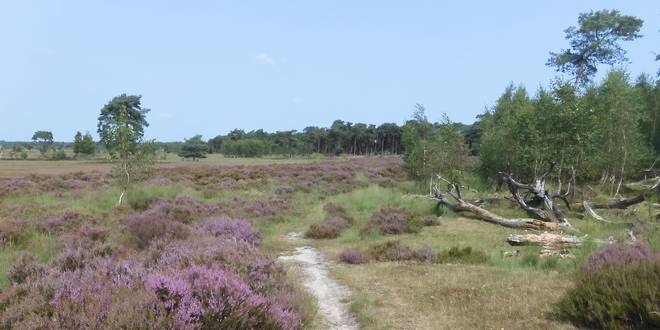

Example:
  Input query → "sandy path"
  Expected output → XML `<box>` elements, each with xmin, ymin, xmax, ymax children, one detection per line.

<box><xmin>279</xmin><ymin>233</ymin><xmax>359</xmax><ymax>330</ymax></box>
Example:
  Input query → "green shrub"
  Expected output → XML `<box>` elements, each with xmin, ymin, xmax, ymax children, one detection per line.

<box><xmin>126</xmin><ymin>190</ymin><xmax>152</xmax><ymax>211</ymax></box>
<box><xmin>50</xmin><ymin>151</ymin><xmax>67</xmax><ymax>160</ymax></box>
<box><xmin>435</xmin><ymin>246</ymin><xmax>490</xmax><ymax>264</ymax></box>
<box><xmin>555</xmin><ymin>261</ymin><xmax>660</xmax><ymax>329</ymax></box>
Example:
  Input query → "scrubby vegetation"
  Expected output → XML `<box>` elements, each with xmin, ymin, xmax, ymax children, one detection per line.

<box><xmin>555</xmin><ymin>243</ymin><xmax>660</xmax><ymax>329</ymax></box>
<box><xmin>0</xmin><ymin>6</ymin><xmax>658</xmax><ymax>330</ymax></box>
<box><xmin>305</xmin><ymin>203</ymin><xmax>354</xmax><ymax>239</ymax></box>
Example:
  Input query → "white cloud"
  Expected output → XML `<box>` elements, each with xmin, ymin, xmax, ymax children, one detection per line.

<box><xmin>292</xmin><ymin>97</ymin><xmax>304</xmax><ymax>103</ymax></box>
<box><xmin>254</xmin><ymin>53</ymin><xmax>275</xmax><ymax>65</ymax></box>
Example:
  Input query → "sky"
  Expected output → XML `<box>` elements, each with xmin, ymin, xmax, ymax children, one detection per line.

<box><xmin>0</xmin><ymin>1</ymin><xmax>659</xmax><ymax>141</ymax></box>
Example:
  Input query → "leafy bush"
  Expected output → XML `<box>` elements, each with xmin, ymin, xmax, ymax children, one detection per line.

<box><xmin>50</xmin><ymin>150</ymin><xmax>67</xmax><ymax>160</ymax></box>
<box><xmin>338</xmin><ymin>249</ymin><xmax>370</xmax><ymax>264</ymax></box>
<box><xmin>435</xmin><ymin>246</ymin><xmax>490</xmax><ymax>264</ymax></box>
<box><xmin>555</xmin><ymin>261</ymin><xmax>660</xmax><ymax>329</ymax></box>
<box><xmin>361</xmin><ymin>207</ymin><xmax>423</xmax><ymax>236</ymax></box>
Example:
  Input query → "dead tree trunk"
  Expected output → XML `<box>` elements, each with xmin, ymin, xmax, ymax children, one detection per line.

<box><xmin>430</xmin><ymin>177</ymin><xmax>564</xmax><ymax>231</ymax></box>
<box><xmin>575</xmin><ymin>177</ymin><xmax>659</xmax><ymax>211</ymax></box>
<box><xmin>499</xmin><ymin>161</ymin><xmax>570</xmax><ymax>223</ymax></box>
<box><xmin>507</xmin><ymin>232</ymin><xmax>582</xmax><ymax>248</ymax></box>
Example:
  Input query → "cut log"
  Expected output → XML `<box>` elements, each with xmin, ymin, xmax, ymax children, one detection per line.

<box><xmin>507</xmin><ymin>232</ymin><xmax>582</xmax><ymax>249</ymax></box>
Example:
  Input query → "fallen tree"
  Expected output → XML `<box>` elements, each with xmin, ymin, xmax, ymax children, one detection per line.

<box><xmin>498</xmin><ymin>161</ymin><xmax>570</xmax><ymax>223</ymax></box>
<box><xmin>575</xmin><ymin>177</ymin><xmax>659</xmax><ymax>211</ymax></box>
<box><xmin>429</xmin><ymin>176</ymin><xmax>565</xmax><ymax>231</ymax></box>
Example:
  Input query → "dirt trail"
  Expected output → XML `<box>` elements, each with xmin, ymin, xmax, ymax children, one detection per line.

<box><xmin>278</xmin><ymin>232</ymin><xmax>359</xmax><ymax>330</ymax></box>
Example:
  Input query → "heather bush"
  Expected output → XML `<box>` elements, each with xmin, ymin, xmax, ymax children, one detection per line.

<box><xmin>304</xmin><ymin>222</ymin><xmax>342</xmax><ymax>239</ymax></box>
<box><xmin>1</xmin><ymin>237</ymin><xmax>304</xmax><ymax>329</ymax></box>
<box><xmin>584</xmin><ymin>243</ymin><xmax>659</xmax><ymax>271</ymax></box>
<box><xmin>125</xmin><ymin>212</ymin><xmax>190</xmax><ymax>249</ymax></box>
<box><xmin>57</xmin><ymin>240</ymin><xmax>112</xmax><ymax>271</ymax></box>
<box><xmin>414</xmin><ymin>245</ymin><xmax>435</xmax><ymax>263</ymax></box>
<box><xmin>0</xmin><ymin>177</ymin><xmax>36</xmax><ymax>196</ymax></box>
<box><xmin>555</xmin><ymin>260</ymin><xmax>660</xmax><ymax>329</ymax></box>
<box><xmin>245</xmin><ymin>200</ymin><xmax>279</xmax><ymax>217</ymax></box>
<box><xmin>361</xmin><ymin>207</ymin><xmax>423</xmax><ymax>236</ymax></box>
<box><xmin>435</xmin><ymin>246</ymin><xmax>490</xmax><ymax>264</ymax></box>
<box><xmin>147</xmin><ymin>237</ymin><xmax>286</xmax><ymax>295</ymax></box>
<box><xmin>369</xmin><ymin>240</ymin><xmax>414</xmax><ymax>262</ymax></box>
<box><xmin>147</xmin><ymin>264</ymin><xmax>300</xmax><ymax>329</ymax></box>
<box><xmin>421</xmin><ymin>215</ymin><xmax>441</xmax><ymax>226</ymax></box>
<box><xmin>7</xmin><ymin>252</ymin><xmax>44</xmax><ymax>285</ymax></box>
<box><xmin>275</xmin><ymin>185</ymin><xmax>294</xmax><ymax>194</ymax></box>
<box><xmin>36</xmin><ymin>211</ymin><xmax>85</xmax><ymax>234</ymax></box>
<box><xmin>305</xmin><ymin>203</ymin><xmax>354</xmax><ymax>239</ymax></box>
<box><xmin>338</xmin><ymin>248</ymin><xmax>370</xmax><ymax>264</ymax></box>
<box><xmin>323</xmin><ymin>203</ymin><xmax>353</xmax><ymax>223</ymax></box>
<box><xmin>0</xmin><ymin>220</ymin><xmax>30</xmax><ymax>247</ymax></box>
<box><xmin>76</xmin><ymin>224</ymin><xmax>110</xmax><ymax>241</ymax></box>
<box><xmin>199</xmin><ymin>217</ymin><xmax>261</xmax><ymax>246</ymax></box>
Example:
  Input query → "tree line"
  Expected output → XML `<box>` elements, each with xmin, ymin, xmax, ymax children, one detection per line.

<box><xmin>402</xmin><ymin>9</ymin><xmax>659</xmax><ymax>193</ymax></box>
<box><xmin>205</xmin><ymin>120</ymin><xmax>403</xmax><ymax>158</ymax></box>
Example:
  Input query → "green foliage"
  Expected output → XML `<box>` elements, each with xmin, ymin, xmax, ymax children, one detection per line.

<box><xmin>8</xmin><ymin>145</ymin><xmax>22</xmax><ymax>159</ymax></box>
<box><xmin>31</xmin><ymin>130</ymin><xmax>53</xmax><ymax>156</ymax></box>
<box><xmin>476</xmin><ymin>71</ymin><xmax>655</xmax><ymax>184</ymax></box>
<box><xmin>555</xmin><ymin>261</ymin><xmax>660</xmax><ymax>329</ymax></box>
<box><xmin>547</xmin><ymin>9</ymin><xmax>644</xmax><ymax>85</ymax></box>
<box><xmin>97</xmin><ymin>94</ymin><xmax>149</xmax><ymax>154</ymax></box>
<box><xmin>402</xmin><ymin>105</ymin><xmax>470</xmax><ymax>181</ymax></box>
<box><xmin>50</xmin><ymin>150</ymin><xmax>67</xmax><ymax>160</ymax></box>
<box><xmin>178</xmin><ymin>135</ymin><xmax>208</xmax><ymax>161</ymax></box>
<box><xmin>209</xmin><ymin>120</ymin><xmax>402</xmax><ymax>157</ymax></box>
<box><xmin>73</xmin><ymin>131</ymin><xmax>96</xmax><ymax>157</ymax></box>
<box><xmin>98</xmin><ymin>95</ymin><xmax>155</xmax><ymax>205</ymax></box>
<box><xmin>435</xmin><ymin>246</ymin><xmax>490</xmax><ymax>264</ymax></box>
<box><xmin>223</xmin><ymin>138</ymin><xmax>270</xmax><ymax>157</ymax></box>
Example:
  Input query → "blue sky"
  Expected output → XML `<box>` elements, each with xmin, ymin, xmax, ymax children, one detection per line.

<box><xmin>1</xmin><ymin>1</ymin><xmax>658</xmax><ymax>141</ymax></box>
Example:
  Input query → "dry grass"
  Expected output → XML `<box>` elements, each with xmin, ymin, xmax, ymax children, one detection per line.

<box><xmin>333</xmin><ymin>263</ymin><xmax>575</xmax><ymax>330</ymax></box>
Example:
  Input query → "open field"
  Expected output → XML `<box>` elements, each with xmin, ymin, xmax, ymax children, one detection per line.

<box><xmin>1</xmin><ymin>156</ymin><xmax>655</xmax><ymax>328</ymax></box>
<box><xmin>0</xmin><ymin>153</ymin><xmax>340</xmax><ymax>178</ymax></box>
